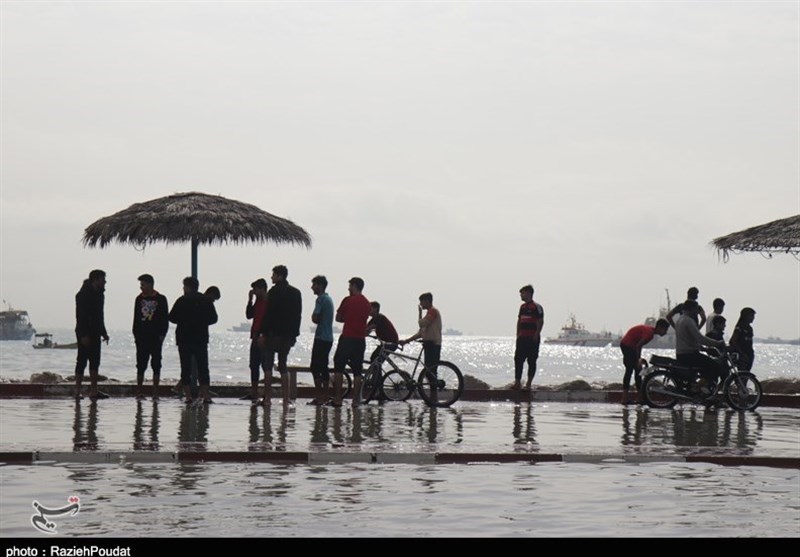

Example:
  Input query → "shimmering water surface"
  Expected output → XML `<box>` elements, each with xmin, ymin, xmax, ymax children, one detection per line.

<box><xmin>1</xmin><ymin>462</ymin><xmax>798</xmax><ymax>537</ymax></box>
<box><xmin>2</xmin><ymin>330</ymin><xmax>798</xmax><ymax>388</ymax></box>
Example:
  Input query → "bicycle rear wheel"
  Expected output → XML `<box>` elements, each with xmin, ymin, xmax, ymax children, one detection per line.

<box><xmin>358</xmin><ymin>360</ymin><xmax>382</xmax><ymax>404</ymax></box>
<box><xmin>328</xmin><ymin>371</ymin><xmax>352</xmax><ymax>400</ymax></box>
<box><xmin>418</xmin><ymin>361</ymin><xmax>463</xmax><ymax>408</ymax></box>
<box><xmin>724</xmin><ymin>372</ymin><xmax>762</xmax><ymax>412</ymax></box>
<box><xmin>381</xmin><ymin>370</ymin><xmax>413</xmax><ymax>401</ymax></box>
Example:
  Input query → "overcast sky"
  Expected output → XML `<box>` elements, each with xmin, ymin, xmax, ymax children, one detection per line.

<box><xmin>1</xmin><ymin>1</ymin><xmax>798</xmax><ymax>340</ymax></box>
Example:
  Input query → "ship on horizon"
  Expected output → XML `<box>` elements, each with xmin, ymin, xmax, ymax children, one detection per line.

<box><xmin>0</xmin><ymin>302</ymin><xmax>36</xmax><ymax>341</ymax></box>
<box><xmin>544</xmin><ymin>314</ymin><xmax>619</xmax><ymax>347</ymax></box>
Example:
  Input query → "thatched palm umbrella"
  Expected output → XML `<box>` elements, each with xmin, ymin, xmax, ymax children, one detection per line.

<box><xmin>83</xmin><ymin>192</ymin><xmax>312</xmax><ymax>278</ymax></box>
<box><xmin>711</xmin><ymin>214</ymin><xmax>800</xmax><ymax>261</ymax></box>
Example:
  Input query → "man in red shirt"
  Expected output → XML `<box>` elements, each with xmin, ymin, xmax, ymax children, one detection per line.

<box><xmin>331</xmin><ymin>277</ymin><xmax>372</xmax><ymax>407</ymax></box>
<box><xmin>243</xmin><ymin>278</ymin><xmax>268</xmax><ymax>402</ymax></box>
<box><xmin>513</xmin><ymin>284</ymin><xmax>544</xmax><ymax>391</ymax></box>
<box><xmin>619</xmin><ymin>318</ymin><xmax>670</xmax><ymax>404</ymax></box>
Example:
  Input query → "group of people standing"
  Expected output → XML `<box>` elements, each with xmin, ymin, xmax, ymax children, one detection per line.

<box><xmin>74</xmin><ymin>270</ymin><xmax>220</xmax><ymax>402</ymax></box>
<box><xmin>618</xmin><ymin>286</ymin><xmax>757</xmax><ymax>404</ymax></box>
<box><xmin>72</xmin><ymin>267</ymin><xmax>445</xmax><ymax>407</ymax></box>
<box><xmin>74</xmin><ymin>270</ymin><xmax>753</xmax><ymax>408</ymax></box>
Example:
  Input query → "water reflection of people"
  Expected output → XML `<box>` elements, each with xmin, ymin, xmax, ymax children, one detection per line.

<box><xmin>178</xmin><ymin>403</ymin><xmax>210</xmax><ymax>451</ymax></box>
<box><xmin>247</xmin><ymin>404</ymin><xmax>293</xmax><ymax>450</ymax></box>
<box><xmin>277</xmin><ymin>404</ymin><xmax>293</xmax><ymax>449</ymax></box>
<box><xmin>310</xmin><ymin>405</ymin><xmax>331</xmax><ymax>445</ymax></box>
<box><xmin>249</xmin><ymin>403</ymin><xmax>269</xmax><ymax>447</ymax></box>
<box><xmin>671</xmin><ymin>408</ymin><xmax>721</xmax><ymax>447</ymax></box>
<box><xmin>72</xmin><ymin>399</ymin><xmax>99</xmax><ymax>451</ymax></box>
<box><xmin>620</xmin><ymin>406</ymin><xmax>647</xmax><ymax>446</ymax></box>
<box><xmin>513</xmin><ymin>402</ymin><xmax>537</xmax><ymax>447</ymax></box>
<box><xmin>720</xmin><ymin>409</ymin><xmax>762</xmax><ymax>450</ymax></box>
<box><xmin>133</xmin><ymin>399</ymin><xmax>160</xmax><ymax>451</ymax></box>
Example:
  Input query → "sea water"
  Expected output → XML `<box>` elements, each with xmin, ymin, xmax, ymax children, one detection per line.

<box><xmin>1</xmin><ymin>462</ymin><xmax>798</xmax><ymax>537</ymax></box>
<box><xmin>1</xmin><ymin>330</ymin><xmax>798</xmax><ymax>387</ymax></box>
<box><xmin>2</xmin><ymin>332</ymin><xmax>799</xmax><ymax>538</ymax></box>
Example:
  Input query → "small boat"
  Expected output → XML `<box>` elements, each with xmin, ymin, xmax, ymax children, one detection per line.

<box><xmin>308</xmin><ymin>325</ymin><xmax>342</xmax><ymax>334</ymax></box>
<box><xmin>443</xmin><ymin>328</ymin><xmax>463</xmax><ymax>336</ymax></box>
<box><xmin>0</xmin><ymin>304</ymin><xmax>36</xmax><ymax>341</ymax></box>
<box><xmin>545</xmin><ymin>314</ymin><xmax>620</xmax><ymax>347</ymax></box>
<box><xmin>230</xmin><ymin>322</ymin><xmax>251</xmax><ymax>332</ymax></box>
<box><xmin>32</xmin><ymin>333</ymin><xmax>77</xmax><ymax>350</ymax></box>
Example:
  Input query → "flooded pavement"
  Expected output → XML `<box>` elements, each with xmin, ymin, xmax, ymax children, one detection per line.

<box><xmin>1</xmin><ymin>397</ymin><xmax>798</xmax><ymax>465</ymax></box>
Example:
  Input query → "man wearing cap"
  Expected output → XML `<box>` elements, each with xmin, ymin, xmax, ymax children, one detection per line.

<box><xmin>133</xmin><ymin>274</ymin><xmax>170</xmax><ymax>399</ymax></box>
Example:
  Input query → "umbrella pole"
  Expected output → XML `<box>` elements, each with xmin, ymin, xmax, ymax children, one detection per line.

<box><xmin>191</xmin><ymin>237</ymin><xmax>199</xmax><ymax>280</ymax></box>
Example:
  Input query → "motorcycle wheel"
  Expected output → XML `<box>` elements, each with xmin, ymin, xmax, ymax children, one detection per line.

<box><xmin>724</xmin><ymin>372</ymin><xmax>762</xmax><ymax>412</ymax></box>
<box><xmin>642</xmin><ymin>370</ymin><xmax>680</xmax><ymax>409</ymax></box>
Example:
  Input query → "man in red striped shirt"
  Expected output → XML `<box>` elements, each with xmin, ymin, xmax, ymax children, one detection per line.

<box><xmin>619</xmin><ymin>318</ymin><xmax>670</xmax><ymax>404</ymax></box>
<box><xmin>513</xmin><ymin>285</ymin><xmax>544</xmax><ymax>391</ymax></box>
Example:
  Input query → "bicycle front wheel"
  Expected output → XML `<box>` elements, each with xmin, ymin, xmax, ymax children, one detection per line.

<box><xmin>724</xmin><ymin>372</ymin><xmax>762</xmax><ymax>412</ymax></box>
<box><xmin>418</xmin><ymin>361</ymin><xmax>464</xmax><ymax>408</ymax></box>
<box><xmin>381</xmin><ymin>370</ymin><xmax>413</xmax><ymax>402</ymax></box>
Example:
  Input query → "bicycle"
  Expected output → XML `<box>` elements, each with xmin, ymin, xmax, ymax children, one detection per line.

<box><xmin>375</xmin><ymin>340</ymin><xmax>464</xmax><ymax>408</ymax></box>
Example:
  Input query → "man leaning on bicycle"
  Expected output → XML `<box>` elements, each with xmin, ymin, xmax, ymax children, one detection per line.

<box><xmin>366</xmin><ymin>301</ymin><xmax>399</xmax><ymax>363</ymax></box>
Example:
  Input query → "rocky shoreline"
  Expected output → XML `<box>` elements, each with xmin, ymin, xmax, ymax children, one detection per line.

<box><xmin>9</xmin><ymin>371</ymin><xmax>800</xmax><ymax>395</ymax></box>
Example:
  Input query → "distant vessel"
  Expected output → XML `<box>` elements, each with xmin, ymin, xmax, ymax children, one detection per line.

<box><xmin>32</xmin><ymin>333</ymin><xmax>77</xmax><ymax>350</ymax></box>
<box><xmin>0</xmin><ymin>304</ymin><xmax>35</xmax><ymax>341</ymax></box>
<box><xmin>545</xmin><ymin>314</ymin><xmax>619</xmax><ymax>347</ymax></box>
<box><xmin>443</xmin><ymin>328</ymin><xmax>463</xmax><ymax>336</ymax></box>
<box><xmin>642</xmin><ymin>289</ymin><xmax>677</xmax><ymax>350</ymax></box>
<box><xmin>230</xmin><ymin>322</ymin><xmax>250</xmax><ymax>332</ymax></box>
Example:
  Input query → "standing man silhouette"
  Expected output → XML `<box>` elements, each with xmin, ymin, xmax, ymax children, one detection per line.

<box><xmin>74</xmin><ymin>269</ymin><xmax>110</xmax><ymax>401</ymax></box>
<box><xmin>258</xmin><ymin>265</ymin><xmax>302</xmax><ymax>406</ymax></box>
<box><xmin>512</xmin><ymin>285</ymin><xmax>544</xmax><ymax>391</ymax></box>
<box><xmin>132</xmin><ymin>273</ymin><xmax>169</xmax><ymax>399</ymax></box>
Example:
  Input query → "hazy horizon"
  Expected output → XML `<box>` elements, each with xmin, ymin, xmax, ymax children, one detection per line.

<box><xmin>2</xmin><ymin>1</ymin><xmax>798</xmax><ymax>340</ymax></box>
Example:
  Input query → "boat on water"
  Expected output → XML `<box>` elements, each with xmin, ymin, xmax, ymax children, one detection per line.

<box><xmin>642</xmin><ymin>289</ymin><xmax>677</xmax><ymax>350</ymax></box>
<box><xmin>230</xmin><ymin>322</ymin><xmax>250</xmax><ymax>332</ymax></box>
<box><xmin>0</xmin><ymin>305</ymin><xmax>36</xmax><ymax>341</ymax></box>
<box><xmin>545</xmin><ymin>314</ymin><xmax>620</xmax><ymax>347</ymax></box>
<box><xmin>32</xmin><ymin>333</ymin><xmax>77</xmax><ymax>350</ymax></box>
<box><xmin>443</xmin><ymin>328</ymin><xmax>463</xmax><ymax>336</ymax></box>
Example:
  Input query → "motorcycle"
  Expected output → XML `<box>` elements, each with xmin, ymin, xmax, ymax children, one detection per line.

<box><xmin>640</xmin><ymin>348</ymin><xmax>762</xmax><ymax>411</ymax></box>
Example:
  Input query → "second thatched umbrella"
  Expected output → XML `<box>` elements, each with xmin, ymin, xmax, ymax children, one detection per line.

<box><xmin>83</xmin><ymin>192</ymin><xmax>312</xmax><ymax>279</ymax></box>
<box><xmin>711</xmin><ymin>214</ymin><xmax>800</xmax><ymax>261</ymax></box>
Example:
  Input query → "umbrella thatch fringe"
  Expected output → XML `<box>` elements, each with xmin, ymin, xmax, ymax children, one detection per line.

<box><xmin>82</xmin><ymin>192</ymin><xmax>312</xmax><ymax>248</ymax></box>
<box><xmin>711</xmin><ymin>214</ymin><xmax>800</xmax><ymax>261</ymax></box>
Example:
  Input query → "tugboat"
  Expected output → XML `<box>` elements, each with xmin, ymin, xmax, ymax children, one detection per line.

<box><xmin>544</xmin><ymin>314</ymin><xmax>620</xmax><ymax>347</ymax></box>
<box><xmin>0</xmin><ymin>302</ymin><xmax>36</xmax><ymax>341</ymax></box>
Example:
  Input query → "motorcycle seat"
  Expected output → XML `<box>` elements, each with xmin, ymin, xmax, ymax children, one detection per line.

<box><xmin>650</xmin><ymin>354</ymin><xmax>679</xmax><ymax>367</ymax></box>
